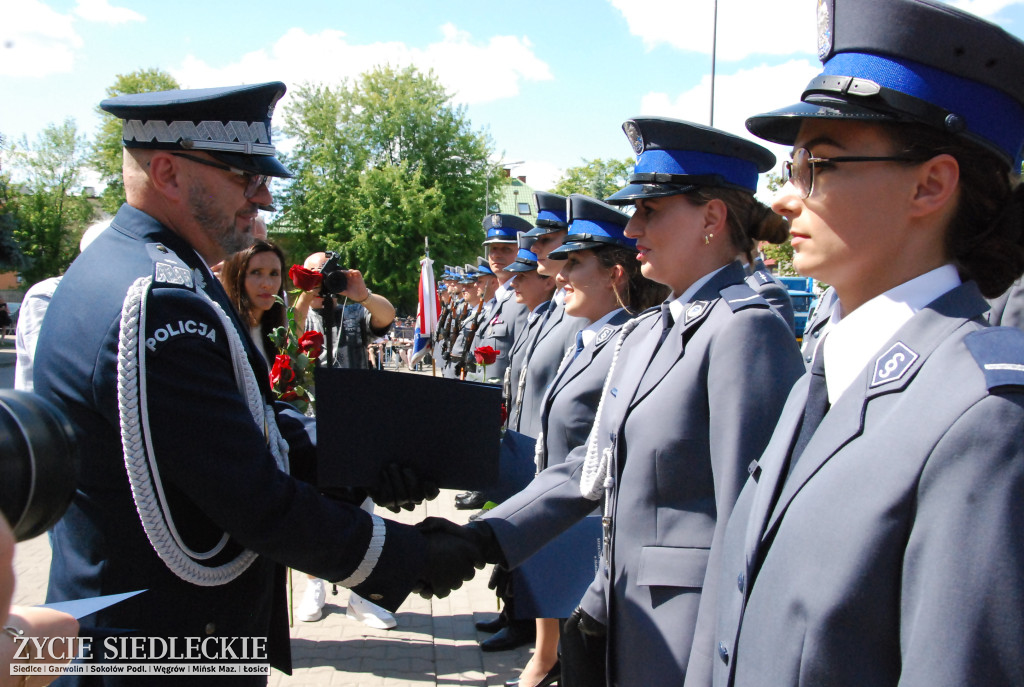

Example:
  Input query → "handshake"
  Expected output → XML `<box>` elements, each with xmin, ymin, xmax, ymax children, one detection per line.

<box><xmin>412</xmin><ymin>517</ymin><xmax>503</xmax><ymax>599</ymax></box>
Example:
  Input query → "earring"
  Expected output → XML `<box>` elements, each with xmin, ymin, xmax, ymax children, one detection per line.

<box><xmin>704</xmin><ymin>233</ymin><xmax>714</xmax><ymax>245</ymax></box>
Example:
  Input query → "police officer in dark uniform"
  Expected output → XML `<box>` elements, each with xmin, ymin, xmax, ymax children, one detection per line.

<box><xmin>713</xmin><ymin>2</ymin><xmax>1024</xmax><ymax>684</ymax></box>
<box><xmin>33</xmin><ymin>83</ymin><xmax>481</xmax><ymax>684</ymax></box>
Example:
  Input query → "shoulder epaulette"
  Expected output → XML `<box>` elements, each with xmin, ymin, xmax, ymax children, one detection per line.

<box><xmin>720</xmin><ymin>283</ymin><xmax>769</xmax><ymax>312</ymax></box>
<box><xmin>146</xmin><ymin>242</ymin><xmax>197</xmax><ymax>292</ymax></box>
<box><xmin>965</xmin><ymin>326</ymin><xmax>1024</xmax><ymax>391</ymax></box>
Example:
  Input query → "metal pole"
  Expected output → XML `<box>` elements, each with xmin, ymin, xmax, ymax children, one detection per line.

<box><xmin>710</xmin><ymin>0</ymin><xmax>718</xmax><ymax>127</ymax></box>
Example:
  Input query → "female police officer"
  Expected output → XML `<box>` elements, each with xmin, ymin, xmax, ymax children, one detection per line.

<box><xmin>425</xmin><ymin>117</ymin><xmax>805</xmax><ymax>687</ymax></box>
<box><xmin>713</xmin><ymin>1</ymin><xmax>1024</xmax><ymax>685</ymax></box>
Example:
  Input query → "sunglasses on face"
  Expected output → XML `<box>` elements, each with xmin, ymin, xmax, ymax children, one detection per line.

<box><xmin>172</xmin><ymin>153</ymin><xmax>270</xmax><ymax>199</ymax></box>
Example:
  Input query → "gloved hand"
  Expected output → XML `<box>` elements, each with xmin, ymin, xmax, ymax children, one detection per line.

<box><xmin>564</xmin><ymin>605</ymin><xmax>606</xmax><ymax>638</ymax></box>
<box><xmin>412</xmin><ymin>517</ymin><xmax>489</xmax><ymax>599</ymax></box>
<box><xmin>419</xmin><ymin>517</ymin><xmax>505</xmax><ymax>566</ymax></box>
<box><xmin>366</xmin><ymin>463</ymin><xmax>440</xmax><ymax>513</ymax></box>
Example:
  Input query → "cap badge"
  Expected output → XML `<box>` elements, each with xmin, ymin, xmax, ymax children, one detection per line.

<box><xmin>492</xmin><ymin>214</ymin><xmax>502</xmax><ymax>228</ymax></box>
<box><xmin>816</xmin><ymin>0</ymin><xmax>832</xmax><ymax>62</ymax></box>
<box><xmin>624</xmin><ymin>120</ymin><xmax>644</xmax><ymax>156</ymax></box>
<box><xmin>870</xmin><ymin>341</ymin><xmax>919</xmax><ymax>387</ymax></box>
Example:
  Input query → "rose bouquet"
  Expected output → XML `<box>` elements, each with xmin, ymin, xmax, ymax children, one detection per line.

<box><xmin>268</xmin><ymin>265</ymin><xmax>326</xmax><ymax>414</ymax></box>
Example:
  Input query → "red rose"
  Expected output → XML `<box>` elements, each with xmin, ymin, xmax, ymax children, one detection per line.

<box><xmin>500</xmin><ymin>403</ymin><xmax>508</xmax><ymax>425</ymax></box>
<box><xmin>280</xmin><ymin>390</ymin><xmax>299</xmax><ymax>401</ymax></box>
<box><xmin>270</xmin><ymin>354</ymin><xmax>295</xmax><ymax>388</ymax></box>
<box><xmin>474</xmin><ymin>345</ymin><xmax>499</xmax><ymax>365</ymax></box>
<box><xmin>297</xmin><ymin>330</ymin><xmax>324</xmax><ymax>359</ymax></box>
<box><xmin>289</xmin><ymin>264</ymin><xmax>323</xmax><ymax>292</ymax></box>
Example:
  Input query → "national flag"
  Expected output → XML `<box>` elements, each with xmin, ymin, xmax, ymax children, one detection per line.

<box><xmin>410</xmin><ymin>256</ymin><xmax>440</xmax><ymax>367</ymax></box>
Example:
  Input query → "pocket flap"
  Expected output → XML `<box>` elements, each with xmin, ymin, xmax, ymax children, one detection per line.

<box><xmin>636</xmin><ymin>546</ymin><xmax>710</xmax><ymax>588</ymax></box>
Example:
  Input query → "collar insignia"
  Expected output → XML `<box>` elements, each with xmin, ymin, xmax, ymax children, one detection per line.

<box><xmin>685</xmin><ymin>301</ymin><xmax>708</xmax><ymax>324</ymax></box>
<box><xmin>870</xmin><ymin>341</ymin><xmax>919</xmax><ymax>387</ymax></box>
<box><xmin>597</xmin><ymin>326</ymin><xmax>614</xmax><ymax>344</ymax></box>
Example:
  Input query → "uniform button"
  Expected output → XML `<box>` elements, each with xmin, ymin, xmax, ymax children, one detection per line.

<box><xmin>718</xmin><ymin>642</ymin><xmax>729</xmax><ymax>664</ymax></box>
<box><xmin>369</xmin><ymin>593</ymin><xmax>383</xmax><ymax>601</ymax></box>
<box><xmin>737</xmin><ymin>572</ymin><xmax>744</xmax><ymax>592</ymax></box>
<box><xmin>813</xmin><ymin>330</ymin><xmax>820</xmax><ymax>338</ymax></box>
<box><xmin>804</xmin><ymin>355</ymin><xmax>812</xmax><ymax>363</ymax></box>
<box><xmin>204</xmin><ymin>623</ymin><xmax>216</xmax><ymax>635</ymax></box>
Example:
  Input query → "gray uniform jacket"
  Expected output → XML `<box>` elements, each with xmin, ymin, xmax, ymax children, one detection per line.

<box><xmin>484</xmin><ymin>261</ymin><xmax>804</xmax><ymax>687</ymax></box>
<box><xmin>745</xmin><ymin>258</ymin><xmax>795</xmax><ymax>334</ymax></box>
<box><xmin>475</xmin><ymin>287</ymin><xmax>529</xmax><ymax>383</ymax></box>
<box><xmin>799</xmin><ymin>286</ymin><xmax>837</xmax><ymax>367</ymax></box>
<box><xmin>511</xmin><ymin>300</ymin><xmax>589</xmax><ymax>438</ymax></box>
<box><xmin>504</xmin><ymin>300</ymin><xmax>551</xmax><ymax>423</ymax></box>
<box><xmin>713</xmin><ymin>281</ymin><xmax>1024</xmax><ymax>687</ymax></box>
<box><xmin>442</xmin><ymin>305</ymin><xmax>482</xmax><ymax>379</ymax></box>
<box><xmin>988</xmin><ymin>278</ymin><xmax>1024</xmax><ymax>330</ymax></box>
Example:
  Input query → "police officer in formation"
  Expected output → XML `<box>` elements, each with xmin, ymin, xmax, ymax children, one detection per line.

<box><xmin>32</xmin><ymin>83</ymin><xmax>479</xmax><ymax>684</ymax></box>
<box><xmin>424</xmin><ymin>116</ymin><xmax>805</xmax><ymax>686</ymax></box>
<box><xmin>712</xmin><ymin>1</ymin><xmax>1024</xmax><ymax>685</ymax></box>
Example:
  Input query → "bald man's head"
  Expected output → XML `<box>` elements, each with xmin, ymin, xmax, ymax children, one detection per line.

<box><xmin>304</xmin><ymin>252</ymin><xmax>328</xmax><ymax>271</ymax></box>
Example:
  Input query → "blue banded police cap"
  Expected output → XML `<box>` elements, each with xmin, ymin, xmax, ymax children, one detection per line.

<box><xmin>476</xmin><ymin>256</ymin><xmax>496</xmax><ymax>277</ymax></box>
<box><xmin>505</xmin><ymin>234</ymin><xmax>541</xmax><ymax>273</ymax></box>
<box><xmin>100</xmin><ymin>82</ymin><xmax>292</xmax><ymax>178</ymax></box>
<box><xmin>549</xmin><ymin>194</ymin><xmax>636</xmax><ymax>260</ymax></box>
<box><xmin>606</xmin><ymin>117</ymin><xmax>775</xmax><ymax>204</ymax></box>
<box><xmin>525</xmin><ymin>192</ymin><xmax>569</xmax><ymax>237</ymax></box>
<box><xmin>482</xmin><ymin>213</ymin><xmax>533</xmax><ymax>245</ymax></box>
<box><xmin>746</xmin><ymin>0</ymin><xmax>1024</xmax><ymax>168</ymax></box>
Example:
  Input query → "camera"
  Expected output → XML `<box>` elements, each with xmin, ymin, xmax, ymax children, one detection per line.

<box><xmin>319</xmin><ymin>252</ymin><xmax>349</xmax><ymax>296</ymax></box>
<box><xmin>0</xmin><ymin>390</ymin><xmax>79</xmax><ymax>542</ymax></box>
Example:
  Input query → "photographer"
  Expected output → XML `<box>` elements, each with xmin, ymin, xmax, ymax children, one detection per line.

<box><xmin>292</xmin><ymin>252</ymin><xmax>396</xmax><ymax>370</ymax></box>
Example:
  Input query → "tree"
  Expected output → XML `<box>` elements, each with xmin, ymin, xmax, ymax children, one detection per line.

<box><xmin>0</xmin><ymin>134</ymin><xmax>25</xmax><ymax>270</ymax></box>
<box><xmin>760</xmin><ymin>171</ymin><xmax>797</xmax><ymax>276</ymax></box>
<box><xmin>9</xmin><ymin>120</ymin><xmax>94</xmax><ymax>285</ymax></box>
<box><xmin>90</xmin><ymin>68</ymin><xmax>181</xmax><ymax>214</ymax></box>
<box><xmin>552</xmin><ymin>157</ymin><xmax>634</xmax><ymax>199</ymax></box>
<box><xmin>277</xmin><ymin>66</ymin><xmax>498</xmax><ymax>313</ymax></box>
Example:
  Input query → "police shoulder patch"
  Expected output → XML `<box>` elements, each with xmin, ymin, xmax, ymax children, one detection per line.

<box><xmin>720</xmin><ymin>284</ymin><xmax>769</xmax><ymax>312</ymax></box>
<box><xmin>146</xmin><ymin>242</ymin><xmax>195</xmax><ymax>291</ymax></box>
<box><xmin>965</xmin><ymin>326</ymin><xmax>1024</xmax><ymax>391</ymax></box>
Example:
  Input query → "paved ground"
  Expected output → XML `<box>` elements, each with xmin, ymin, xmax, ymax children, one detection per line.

<box><xmin>6</xmin><ymin>348</ymin><xmax>537</xmax><ymax>686</ymax></box>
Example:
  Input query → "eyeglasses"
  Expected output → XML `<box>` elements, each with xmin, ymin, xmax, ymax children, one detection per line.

<box><xmin>172</xmin><ymin>153</ymin><xmax>270</xmax><ymax>199</ymax></box>
<box><xmin>783</xmin><ymin>147</ymin><xmax>925</xmax><ymax>199</ymax></box>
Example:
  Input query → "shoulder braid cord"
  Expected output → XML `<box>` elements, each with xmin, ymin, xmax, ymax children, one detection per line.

<box><xmin>117</xmin><ymin>275</ymin><xmax>291</xmax><ymax>586</ymax></box>
<box><xmin>578</xmin><ymin>313</ymin><xmax>655</xmax><ymax>501</ymax></box>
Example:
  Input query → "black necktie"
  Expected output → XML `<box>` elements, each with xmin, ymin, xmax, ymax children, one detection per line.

<box><xmin>787</xmin><ymin>350</ymin><xmax>829</xmax><ymax>478</ymax></box>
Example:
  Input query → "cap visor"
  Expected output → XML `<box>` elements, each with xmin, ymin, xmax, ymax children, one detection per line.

<box><xmin>209</xmin><ymin>151</ymin><xmax>293</xmax><ymax>178</ymax></box>
<box><xmin>745</xmin><ymin>99</ymin><xmax>901</xmax><ymax>146</ymax></box>
<box><xmin>547</xmin><ymin>241</ymin><xmax>607</xmax><ymax>260</ymax></box>
<box><xmin>524</xmin><ymin>225</ymin><xmax>563</xmax><ymax>238</ymax></box>
<box><xmin>482</xmin><ymin>238</ymin><xmax>518</xmax><ymax>245</ymax></box>
<box><xmin>504</xmin><ymin>261</ymin><xmax>538</xmax><ymax>273</ymax></box>
<box><xmin>605</xmin><ymin>182</ymin><xmax>698</xmax><ymax>205</ymax></box>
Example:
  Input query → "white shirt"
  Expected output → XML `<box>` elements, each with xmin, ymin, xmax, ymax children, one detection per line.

<box><xmin>667</xmin><ymin>265</ymin><xmax>729</xmax><ymax>324</ymax></box>
<box><xmin>14</xmin><ymin>276</ymin><xmax>62</xmax><ymax>391</ymax></box>
<box><xmin>821</xmin><ymin>264</ymin><xmax>961</xmax><ymax>404</ymax></box>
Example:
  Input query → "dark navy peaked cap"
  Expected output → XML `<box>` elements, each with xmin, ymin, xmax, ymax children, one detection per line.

<box><xmin>550</xmin><ymin>194</ymin><xmax>636</xmax><ymax>259</ymax></box>
<box><xmin>505</xmin><ymin>234</ymin><xmax>541</xmax><ymax>273</ymax></box>
<box><xmin>525</xmin><ymin>191</ymin><xmax>569</xmax><ymax>236</ymax></box>
<box><xmin>482</xmin><ymin>213</ymin><xmax>532</xmax><ymax>245</ymax></box>
<box><xmin>606</xmin><ymin>117</ymin><xmax>775</xmax><ymax>204</ymax></box>
<box><xmin>747</xmin><ymin>0</ymin><xmax>1024</xmax><ymax>168</ymax></box>
<box><xmin>476</xmin><ymin>256</ymin><xmax>496</xmax><ymax>277</ymax></box>
<box><xmin>100</xmin><ymin>82</ymin><xmax>292</xmax><ymax>178</ymax></box>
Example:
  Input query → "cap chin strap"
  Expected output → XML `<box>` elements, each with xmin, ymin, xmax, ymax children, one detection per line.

<box><xmin>117</xmin><ymin>273</ymin><xmax>289</xmax><ymax>586</ymax></box>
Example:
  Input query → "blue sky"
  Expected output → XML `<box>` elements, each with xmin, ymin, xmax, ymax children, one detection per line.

<box><xmin>5</xmin><ymin>0</ymin><xmax>1024</xmax><ymax>193</ymax></box>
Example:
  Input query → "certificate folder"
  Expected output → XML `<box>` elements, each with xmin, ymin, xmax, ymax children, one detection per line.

<box><xmin>314</xmin><ymin>368</ymin><xmax>502</xmax><ymax>490</ymax></box>
<box><xmin>482</xmin><ymin>429</ymin><xmax>538</xmax><ymax>504</ymax></box>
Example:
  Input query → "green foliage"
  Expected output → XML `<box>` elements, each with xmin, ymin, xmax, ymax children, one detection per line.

<box><xmin>0</xmin><ymin>173</ymin><xmax>25</xmax><ymax>271</ymax></box>
<box><xmin>90</xmin><ymin>68</ymin><xmax>180</xmax><ymax>213</ymax></box>
<box><xmin>277</xmin><ymin>66</ymin><xmax>496</xmax><ymax>313</ymax></box>
<box><xmin>552</xmin><ymin>157</ymin><xmax>634</xmax><ymax>199</ymax></box>
<box><xmin>8</xmin><ymin>120</ymin><xmax>95</xmax><ymax>284</ymax></box>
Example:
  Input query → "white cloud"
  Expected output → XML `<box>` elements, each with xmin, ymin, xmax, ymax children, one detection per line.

<box><xmin>609</xmin><ymin>0</ymin><xmax>817</xmax><ymax>61</ymax></box>
<box><xmin>515</xmin><ymin>160</ymin><xmax>562</xmax><ymax>193</ymax></box>
<box><xmin>73</xmin><ymin>0</ymin><xmax>145</xmax><ymax>24</ymax></box>
<box><xmin>0</xmin><ymin>0</ymin><xmax>82</xmax><ymax>77</ymax></box>
<box><xmin>172</xmin><ymin>24</ymin><xmax>553</xmax><ymax>107</ymax></box>
<box><xmin>948</xmin><ymin>0</ymin><xmax>1024</xmax><ymax>16</ymax></box>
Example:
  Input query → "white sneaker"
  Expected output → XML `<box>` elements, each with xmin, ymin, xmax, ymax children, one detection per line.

<box><xmin>296</xmin><ymin>578</ymin><xmax>326</xmax><ymax>622</ymax></box>
<box><xmin>346</xmin><ymin>592</ymin><xmax>397</xmax><ymax>630</ymax></box>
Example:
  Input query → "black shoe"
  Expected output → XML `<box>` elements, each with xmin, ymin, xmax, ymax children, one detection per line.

<box><xmin>475</xmin><ymin>614</ymin><xmax>506</xmax><ymax>634</ymax></box>
<box><xmin>480</xmin><ymin>622</ymin><xmax>536</xmax><ymax>652</ymax></box>
<box><xmin>454</xmin><ymin>491</ymin><xmax>487</xmax><ymax>510</ymax></box>
<box><xmin>505</xmin><ymin>660</ymin><xmax>561</xmax><ymax>687</ymax></box>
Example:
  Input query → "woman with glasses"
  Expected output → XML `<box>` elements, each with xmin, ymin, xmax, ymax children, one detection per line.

<box><xmin>220</xmin><ymin>239</ymin><xmax>287</xmax><ymax>365</ymax></box>
<box><xmin>442</xmin><ymin>117</ymin><xmax>806</xmax><ymax>687</ymax></box>
<box><xmin>713</xmin><ymin>1</ymin><xmax>1024</xmax><ymax>685</ymax></box>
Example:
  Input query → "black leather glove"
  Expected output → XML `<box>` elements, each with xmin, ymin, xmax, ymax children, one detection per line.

<box><xmin>412</xmin><ymin>517</ymin><xmax>488</xmax><ymax>599</ymax></box>
<box><xmin>366</xmin><ymin>463</ymin><xmax>440</xmax><ymax>513</ymax></box>
<box><xmin>564</xmin><ymin>605</ymin><xmax>607</xmax><ymax>638</ymax></box>
<box><xmin>318</xmin><ymin>485</ymin><xmax>369</xmax><ymax>506</ymax></box>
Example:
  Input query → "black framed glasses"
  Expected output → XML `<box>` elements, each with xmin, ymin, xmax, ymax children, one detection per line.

<box><xmin>783</xmin><ymin>147</ymin><xmax>926</xmax><ymax>199</ymax></box>
<box><xmin>172</xmin><ymin>153</ymin><xmax>270</xmax><ymax>199</ymax></box>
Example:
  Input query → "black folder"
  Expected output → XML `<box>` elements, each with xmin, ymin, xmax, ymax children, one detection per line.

<box><xmin>314</xmin><ymin>368</ymin><xmax>502</xmax><ymax>490</ymax></box>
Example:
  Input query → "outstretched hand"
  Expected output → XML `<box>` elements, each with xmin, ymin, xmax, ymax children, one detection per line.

<box><xmin>412</xmin><ymin>517</ymin><xmax>498</xmax><ymax>599</ymax></box>
<box><xmin>367</xmin><ymin>464</ymin><xmax>440</xmax><ymax>513</ymax></box>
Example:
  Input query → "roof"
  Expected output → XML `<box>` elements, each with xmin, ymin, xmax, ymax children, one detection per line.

<box><xmin>488</xmin><ymin>177</ymin><xmax>537</xmax><ymax>223</ymax></box>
